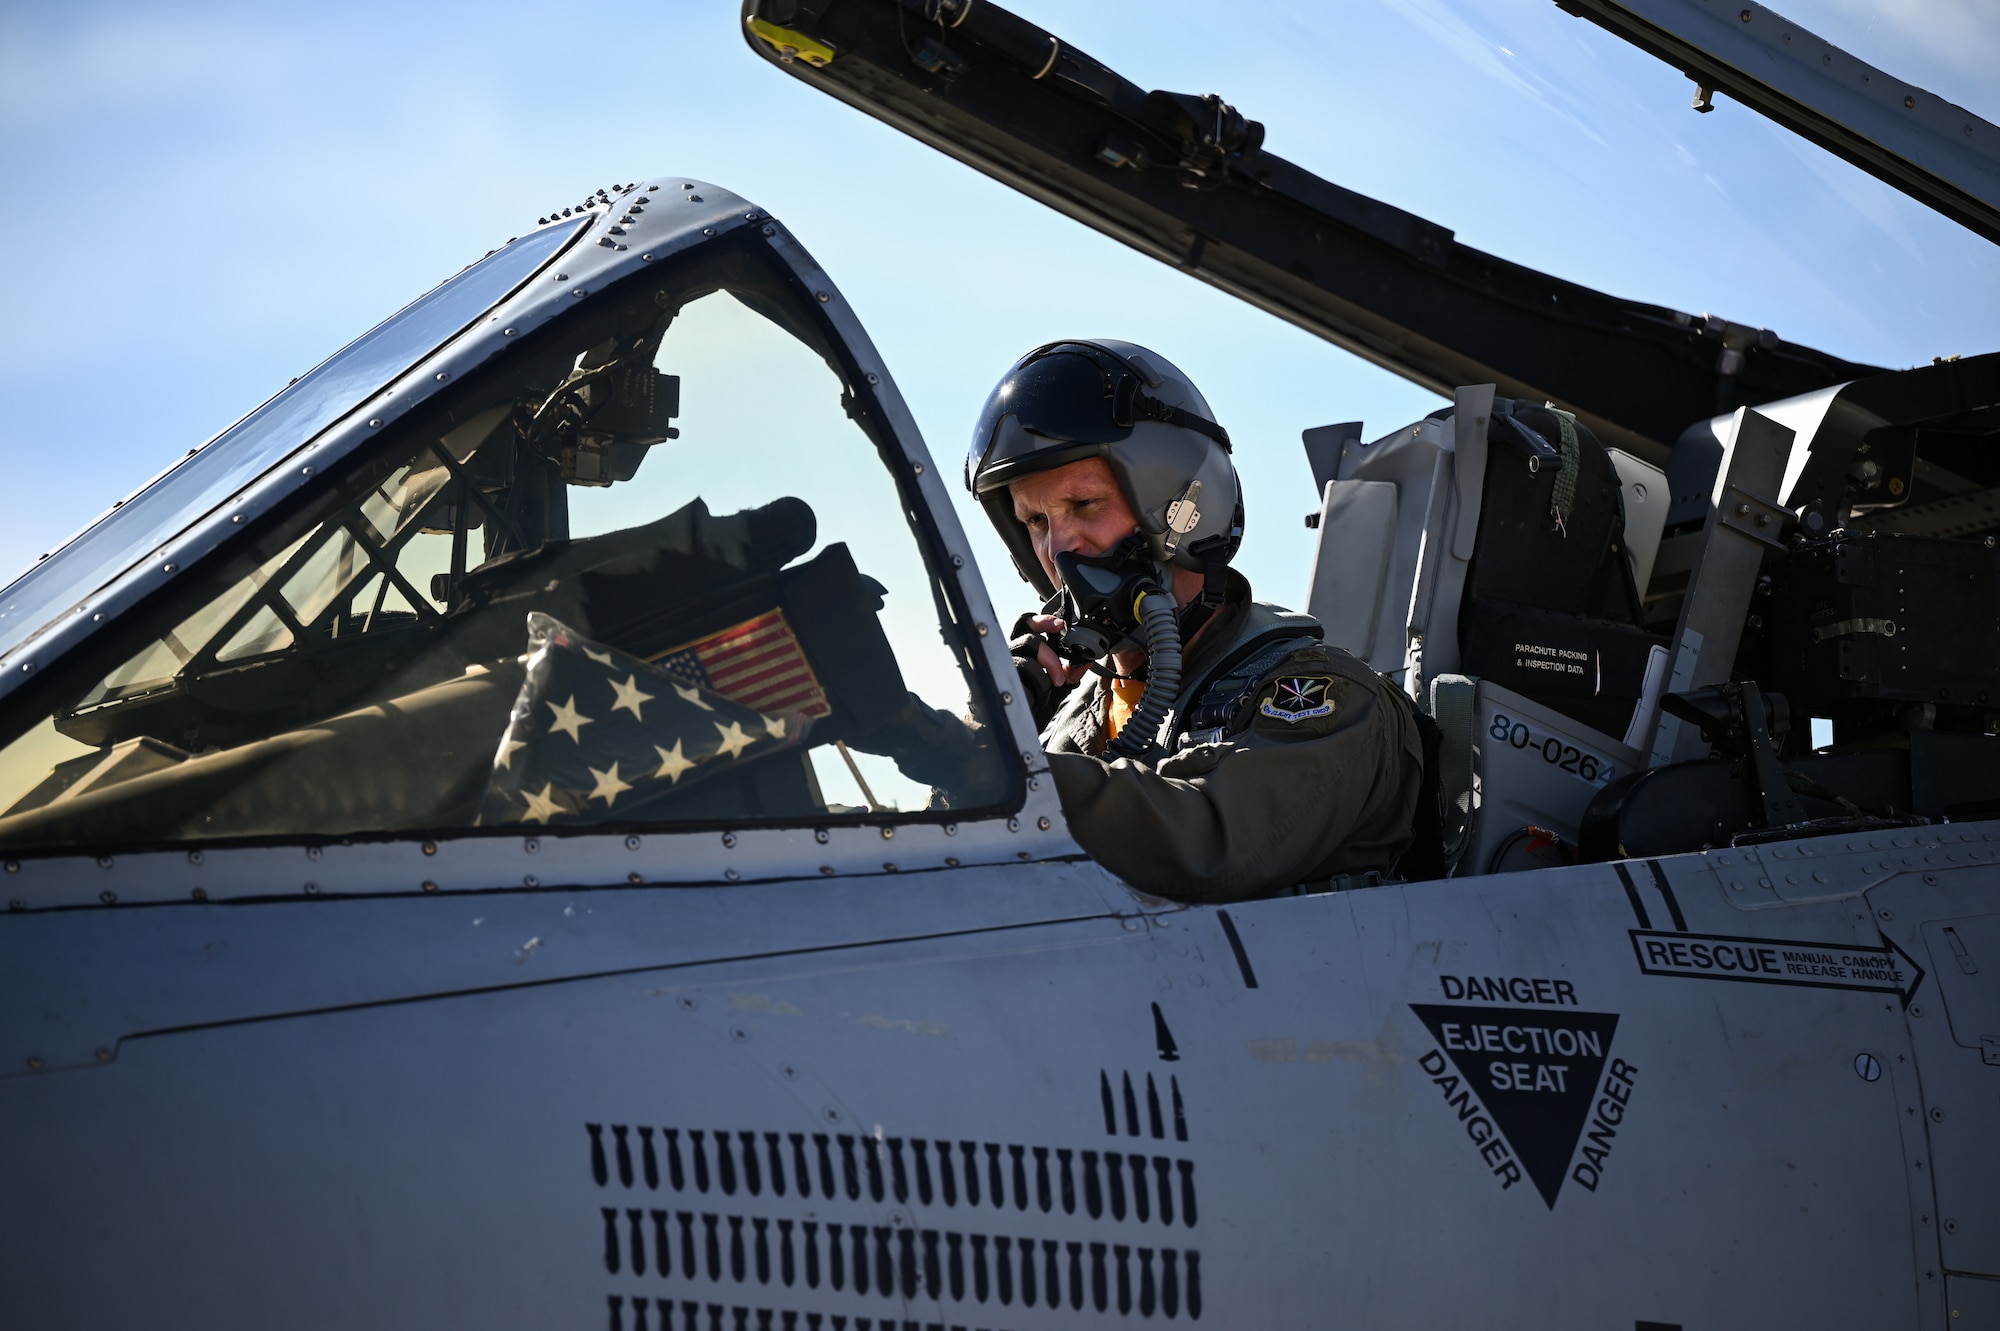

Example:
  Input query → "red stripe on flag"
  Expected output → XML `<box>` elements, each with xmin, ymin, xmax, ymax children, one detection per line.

<box><xmin>698</xmin><ymin>624</ymin><xmax>791</xmax><ymax>665</ymax></box>
<box><xmin>745</xmin><ymin>685</ymin><xmax>821</xmax><ymax>713</ymax></box>
<box><xmin>728</xmin><ymin>667</ymin><xmax>819</xmax><ymax>701</ymax></box>
<box><xmin>652</xmin><ymin>608</ymin><xmax>831</xmax><ymax>718</ymax></box>
<box><xmin>713</xmin><ymin>658</ymin><xmax>815</xmax><ymax>696</ymax></box>
<box><xmin>707</xmin><ymin>643</ymin><xmax>805</xmax><ymax>684</ymax></box>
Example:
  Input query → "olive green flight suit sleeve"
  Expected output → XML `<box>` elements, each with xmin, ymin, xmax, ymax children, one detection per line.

<box><xmin>1047</xmin><ymin>645</ymin><xmax>1424</xmax><ymax>903</ymax></box>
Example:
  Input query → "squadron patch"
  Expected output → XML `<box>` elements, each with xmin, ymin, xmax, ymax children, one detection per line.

<box><xmin>1259</xmin><ymin>675</ymin><xmax>1336</xmax><ymax>723</ymax></box>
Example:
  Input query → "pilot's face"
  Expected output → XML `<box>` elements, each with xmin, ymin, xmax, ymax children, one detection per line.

<box><xmin>1009</xmin><ymin>456</ymin><xmax>1140</xmax><ymax>588</ymax></box>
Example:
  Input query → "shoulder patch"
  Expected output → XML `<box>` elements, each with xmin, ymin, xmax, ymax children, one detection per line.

<box><xmin>1259</xmin><ymin>675</ymin><xmax>1338</xmax><ymax>723</ymax></box>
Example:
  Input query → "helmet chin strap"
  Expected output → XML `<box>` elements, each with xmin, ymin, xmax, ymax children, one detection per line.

<box><xmin>1174</xmin><ymin>559</ymin><xmax>1229</xmax><ymax>646</ymax></box>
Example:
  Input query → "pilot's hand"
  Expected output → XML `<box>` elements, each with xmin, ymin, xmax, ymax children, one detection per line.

<box><xmin>1019</xmin><ymin>614</ymin><xmax>1092</xmax><ymax>689</ymax></box>
<box><xmin>1008</xmin><ymin>612</ymin><xmax>1087</xmax><ymax>728</ymax></box>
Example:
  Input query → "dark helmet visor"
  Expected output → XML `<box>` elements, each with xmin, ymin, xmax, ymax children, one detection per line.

<box><xmin>967</xmin><ymin>343</ymin><xmax>1230</xmax><ymax>495</ymax></box>
<box><xmin>994</xmin><ymin>349</ymin><xmax>1137</xmax><ymax>445</ymax></box>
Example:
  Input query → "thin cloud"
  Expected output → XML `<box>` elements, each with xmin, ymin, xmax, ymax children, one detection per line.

<box><xmin>1387</xmin><ymin>0</ymin><xmax>1613</xmax><ymax>147</ymax></box>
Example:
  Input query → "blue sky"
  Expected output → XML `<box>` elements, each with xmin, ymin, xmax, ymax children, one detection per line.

<box><xmin>2</xmin><ymin>0</ymin><xmax>1995</xmax><ymax>614</ymax></box>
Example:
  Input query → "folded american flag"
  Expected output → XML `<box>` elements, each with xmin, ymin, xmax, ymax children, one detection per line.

<box><xmin>479</xmin><ymin>612</ymin><xmax>812</xmax><ymax>826</ymax></box>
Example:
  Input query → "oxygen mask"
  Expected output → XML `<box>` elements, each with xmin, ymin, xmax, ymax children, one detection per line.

<box><xmin>1049</xmin><ymin>537</ymin><xmax>1168</xmax><ymax>662</ymax></box>
<box><xmin>1048</xmin><ymin>536</ymin><xmax>1186</xmax><ymax>759</ymax></box>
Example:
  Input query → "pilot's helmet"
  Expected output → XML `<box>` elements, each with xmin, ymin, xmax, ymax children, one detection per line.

<box><xmin>966</xmin><ymin>339</ymin><xmax>1244</xmax><ymax>598</ymax></box>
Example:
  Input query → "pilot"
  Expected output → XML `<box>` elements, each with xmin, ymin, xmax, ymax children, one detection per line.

<box><xmin>967</xmin><ymin>339</ymin><xmax>1424</xmax><ymax>902</ymax></box>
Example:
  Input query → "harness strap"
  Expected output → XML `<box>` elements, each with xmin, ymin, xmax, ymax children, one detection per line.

<box><xmin>1170</xmin><ymin>629</ymin><xmax>1322</xmax><ymax>750</ymax></box>
<box><xmin>1546</xmin><ymin>407</ymin><xmax>1581</xmax><ymax>536</ymax></box>
<box><xmin>1430</xmin><ymin>673</ymin><xmax>1479</xmax><ymax>874</ymax></box>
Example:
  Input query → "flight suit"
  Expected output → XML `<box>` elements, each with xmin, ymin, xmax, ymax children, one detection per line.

<box><xmin>1015</xmin><ymin>570</ymin><xmax>1424</xmax><ymax>903</ymax></box>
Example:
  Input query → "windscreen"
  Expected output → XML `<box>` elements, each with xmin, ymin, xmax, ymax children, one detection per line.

<box><xmin>0</xmin><ymin>237</ymin><xmax>1013</xmax><ymax>851</ymax></box>
<box><xmin>0</xmin><ymin>219</ymin><xmax>586</xmax><ymax>668</ymax></box>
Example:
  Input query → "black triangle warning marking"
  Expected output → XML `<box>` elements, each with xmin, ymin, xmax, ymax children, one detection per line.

<box><xmin>1410</xmin><ymin>1003</ymin><xmax>1620</xmax><ymax>1209</ymax></box>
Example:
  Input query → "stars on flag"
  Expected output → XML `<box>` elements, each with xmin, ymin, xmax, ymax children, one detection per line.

<box><xmin>712</xmin><ymin>719</ymin><xmax>754</xmax><ymax>760</ymax></box>
<box><xmin>653</xmin><ymin>740</ymin><xmax>696</xmax><ymax>784</ymax></box>
<box><xmin>609</xmin><ymin>674</ymin><xmax>655</xmax><ymax>720</ymax></box>
<box><xmin>521</xmin><ymin>782</ymin><xmax>564</xmax><ymax>824</ymax></box>
<box><xmin>587</xmin><ymin>762</ymin><xmax>633</xmax><ymax>807</ymax></box>
<box><xmin>479</xmin><ymin>612</ymin><xmax>814</xmax><ymax>828</ymax></box>
<box><xmin>547</xmin><ymin>694</ymin><xmax>593</xmax><ymax>742</ymax></box>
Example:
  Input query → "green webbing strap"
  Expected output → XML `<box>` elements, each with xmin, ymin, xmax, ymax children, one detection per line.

<box><xmin>1430</xmin><ymin>674</ymin><xmax>1479</xmax><ymax>874</ymax></box>
<box><xmin>1168</xmin><ymin>630</ymin><xmax>1319</xmax><ymax>746</ymax></box>
<box><xmin>1547</xmin><ymin>406</ymin><xmax>1580</xmax><ymax>536</ymax></box>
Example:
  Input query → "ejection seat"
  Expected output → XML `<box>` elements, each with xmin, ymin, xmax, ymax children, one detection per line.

<box><xmin>1301</xmin><ymin>384</ymin><xmax>1672</xmax><ymax>875</ymax></box>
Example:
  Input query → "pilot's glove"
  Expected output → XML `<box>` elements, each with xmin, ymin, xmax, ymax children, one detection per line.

<box><xmin>848</xmin><ymin>693</ymin><xmax>1008</xmax><ymax>809</ymax></box>
<box><xmin>1010</xmin><ymin>613</ymin><xmax>1075</xmax><ymax>730</ymax></box>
